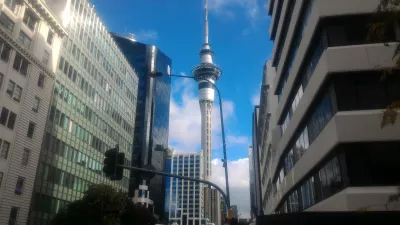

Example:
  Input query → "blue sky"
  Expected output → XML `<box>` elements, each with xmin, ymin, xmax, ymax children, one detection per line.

<box><xmin>93</xmin><ymin>0</ymin><xmax>273</xmax><ymax>217</ymax></box>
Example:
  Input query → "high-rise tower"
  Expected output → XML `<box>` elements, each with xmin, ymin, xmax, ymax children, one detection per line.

<box><xmin>192</xmin><ymin>0</ymin><xmax>222</xmax><ymax>181</ymax></box>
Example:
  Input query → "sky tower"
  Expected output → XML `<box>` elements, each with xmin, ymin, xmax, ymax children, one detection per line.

<box><xmin>192</xmin><ymin>0</ymin><xmax>222</xmax><ymax>181</ymax></box>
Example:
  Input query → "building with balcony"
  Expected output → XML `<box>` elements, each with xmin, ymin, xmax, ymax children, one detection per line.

<box><xmin>111</xmin><ymin>33</ymin><xmax>171</xmax><ymax>222</ymax></box>
<box><xmin>0</xmin><ymin>0</ymin><xmax>67</xmax><ymax>224</ymax></box>
<box><xmin>258</xmin><ymin>0</ymin><xmax>400</xmax><ymax>214</ymax></box>
<box><xmin>167</xmin><ymin>152</ymin><xmax>204</xmax><ymax>225</ymax></box>
<box><xmin>28</xmin><ymin>0</ymin><xmax>138</xmax><ymax>224</ymax></box>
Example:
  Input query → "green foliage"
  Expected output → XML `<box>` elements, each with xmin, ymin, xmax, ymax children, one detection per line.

<box><xmin>368</xmin><ymin>0</ymin><xmax>400</xmax><ymax>129</ymax></box>
<box><xmin>50</xmin><ymin>184</ymin><xmax>156</xmax><ymax>225</ymax></box>
<box><xmin>369</xmin><ymin>0</ymin><xmax>400</xmax><ymax>207</ymax></box>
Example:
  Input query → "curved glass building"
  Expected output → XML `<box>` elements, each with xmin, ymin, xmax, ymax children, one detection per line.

<box><xmin>112</xmin><ymin>33</ymin><xmax>171</xmax><ymax>222</ymax></box>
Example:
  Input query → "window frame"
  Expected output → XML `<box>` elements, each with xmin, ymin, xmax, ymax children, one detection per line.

<box><xmin>27</xmin><ymin>122</ymin><xmax>35</xmax><ymax>138</ymax></box>
<box><xmin>21</xmin><ymin>148</ymin><xmax>30</xmax><ymax>166</ymax></box>
<box><xmin>0</xmin><ymin>138</ymin><xmax>11</xmax><ymax>159</ymax></box>
<box><xmin>14</xmin><ymin>176</ymin><xmax>25</xmax><ymax>195</ymax></box>
<box><xmin>32</xmin><ymin>96</ymin><xmax>40</xmax><ymax>112</ymax></box>
<box><xmin>22</xmin><ymin>8</ymin><xmax>37</xmax><ymax>31</ymax></box>
<box><xmin>38</xmin><ymin>73</ymin><xmax>45</xmax><ymax>88</ymax></box>
<box><xmin>18</xmin><ymin>31</ymin><xmax>31</xmax><ymax>49</ymax></box>
<box><xmin>42</xmin><ymin>50</ymin><xmax>49</xmax><ymax>65</ymax></box>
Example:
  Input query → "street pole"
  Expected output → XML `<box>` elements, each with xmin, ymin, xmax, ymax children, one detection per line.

<box><xmin>151</xmin><ymin>72</ymin><xmax>231</xmax><ymax>207</ymax></box>
<box><xmin>117</xmin><ymin>164</ymin><xmax>230</xmax><ymax>214</ymax></box>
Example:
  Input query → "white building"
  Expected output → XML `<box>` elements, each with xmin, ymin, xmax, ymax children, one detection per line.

<box><xmin>168</xmin><ymin>152</ymin><xmax>204</xmax><ymax>225</ymax></box>
<box><xmin>256</xmin><ymin>0</ymin><xmax>400</xmax><ymax>214</ymax></box>
<box><xmin>0</xmin><ymin>0</ymin><xmax>66</xmax><ymax>224</ymax></box>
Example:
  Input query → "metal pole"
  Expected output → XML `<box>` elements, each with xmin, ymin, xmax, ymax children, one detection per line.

<box><xmin>212</xmin><ymin>84</ymin><xmax>230</xmax><ymax>207</ymax></box>
<box><xmin>117</xmin><ymin>164</ymin><xmax>230</xmax><ymax>213</ymax></box>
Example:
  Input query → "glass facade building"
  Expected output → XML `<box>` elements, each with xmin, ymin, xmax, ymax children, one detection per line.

<box><xmin>28</xmin><ymin>1</ymin><xmax>138</xmax><ymax>224</ymax></box>
<box><xmin>111</xmin><ymin>33</ymin><xmax>171</xmax><ymax>221</ymax></box>
<box><xmin>168</xmin><ymin>152</ymin><xmax>203</xmax><ymax>225</ymax></box>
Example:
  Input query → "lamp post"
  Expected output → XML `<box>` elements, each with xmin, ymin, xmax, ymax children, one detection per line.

<box><xmin>150</xmin><ymin>72</ymin><xmax>231</xmax><ymax>207</ymax></box>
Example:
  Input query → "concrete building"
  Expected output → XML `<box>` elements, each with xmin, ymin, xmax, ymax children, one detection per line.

<box><xmin>231</xmin><ymin>205</ymin><xmax>238</xmax><ymax>219</ymax></box>
<box><xmin>258</xmin><ymin>0</ymin><xmax>400</xmax><ymax>214</ymax></box>
<box><xmin>167</xmin><ymin>152</ymin><xmax>204</xmax><ymax>225</ymax></box>
<box><xmin>251</xmin><ymin>106</ymin><xmax>263</xmax><ymax>217</ymax></box>
<box><xmin>111</xmin><ymin>33</ymin><xmax>172</xmax><ymax>222</ymax></box>
<box><xmin>248</xmin><ymin>146</ymin><xmax>256</xmax><ymax>218</ymax></box>
<box><xmin>0</xmin><ymin>0</ymin><xmax>66</xmax><ymax>224</ymax></box>
<box><xmin>204</xmin><ymin>187</ymin><xmax>221</xmax><ymax>225</ymax></box>
<box><xmin>28</xmin><ymin>0</ymin><xmax>138</xmax><ymax>224</ymax></box>
<box><xmin>257</xmin><ymin>61</ymin><xmax>277</xmax><ymax>214</ymax></box>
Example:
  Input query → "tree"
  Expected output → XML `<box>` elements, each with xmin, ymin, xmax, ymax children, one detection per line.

<box><xmin>368</xmin><ymin>0</ymin><xmax>400</xmax><ymax>127</ymax></box>
<box><xmin>368</xmin><ymin>0</ymin><xmax>400</xmax><ymax>206</ymax></box>
<box><xmin>50</xmin><ymin>184</ymin><xmax>156</xmax><ymax>225</ymax></box>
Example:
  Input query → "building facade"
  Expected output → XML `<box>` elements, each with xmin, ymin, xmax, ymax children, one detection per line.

<box><xmin>0</xmin><ymin>0</ymin><xmax>66</xmax><ymax>224</ymax></box>
<box><xmin>111</xmin><ymin>33</ymin><xmax>171</xmax><ymax>221</ymax></box>
<box><xmin>28</xmin><ymin>0</ymin><xmax>138</xmax><ymax>224</ymax></box>
<box><xmin>167</xmin><ymin>152</ymin><xmax>204</xmax><ymax>225</ymax></box>
<box><xmin>204</xmin><ymin>187</ymin><xmax>221</xmax><ymax>225</ymax></box>
<box><xmin>259</xmin><ymin>0</ymin><xmax>400</xmax><ymax>214</ymax></box>
<box><xmin>251</xmin><ymin>106</ymin><xmax>263</xmax><ymax>217</ymax></box>
<box><xmin>257</xmin><ymin>61</ymin><xmax>277</xmax><ymax>214</ymax></box>
<box><xmin>248</xmin><ymin>146</ymin><xmax>255</xmax><ymax>218</ymax></box>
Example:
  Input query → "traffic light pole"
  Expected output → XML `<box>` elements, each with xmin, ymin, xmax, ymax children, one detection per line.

<box><xmin>117</xmin><ymin>164</ymin><xmax>230</xmax><ymax>214</ymax></box>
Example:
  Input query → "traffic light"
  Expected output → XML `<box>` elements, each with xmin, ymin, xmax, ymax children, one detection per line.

<box><xmin>103</xmin><ymin>147</ymin><xmax>117</xmax><ymax>178</ymax></box>
<box><xmin>114</xmin><ymin>152</ymin><xmax>125</xmax><ymax>180</ymax></box>
<box><xmin>103</xmin><ymin>145</ymin><xmax>125</xmax><ymax>180</ymax></box>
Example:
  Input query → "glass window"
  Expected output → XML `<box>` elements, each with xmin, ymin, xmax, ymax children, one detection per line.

<box><xmin>13</xmin><ymin>53</ymin><xmax>29</xmax><ymax>76</ymax></box>
<box><xmin>8</xmin><ymin>207</ymin><xmax>18</xmax><ymax>225</ymax></box>
<box><xmin>42</xmin><ymin>50</ymin><xmax>49</xmax><ymax>65</ymax></box>
<box><xmin>0</xmin><ymin>12</ymin><xmax>15</xmax><ymax>33</ymax></box>
<box><xmin>38</xmin><ymin>73</ymin><xmax>45</xmax><ymax>87</ymax></box>
<box><xmin>23</xmin><ymin>9</ymin><xmax>37</xmax><ymax>30</ymax></box>
<box><xmin>0</xmin><ymin>39</ymin><xmax>11</xmax><ymax>62</ymax></box>
<box><xmin>47</xmin><ymin>31</ymin><xmax>54</xmax><ymax>45</ymax></box>
<box><xmin>0</xmin><ymin>73</ymin><xmax>3</xmax><ymax>90</ymax></box>
<box><xmin>7</xmin><ymin>111</ymin><xmax>16</xmax><ymax>129</ymax></box>
<box><xmin>32</xmin><ymin>96</ymin><xmax>40</xmax><ymax>112</ymax></box>
<box><xmin>18</xmin><ymin>31</ymin><xmax>31</xmax><ymax>49</ymax></box>
<box><xmin>27</xmin><ymin>122</ymin><xmax>35</xmax><ymax>138</ymax></box>
<box><xmin>6</xmin><ymin>80</ymin><xmax>22</xmax><ymax>102</ymax></box>
<box><xmin>21</xmin><ymin>148</ymin><xmax>29</xmax><ymax>166</ymax></box>
<box><xmin>15</xmin><ymin>177</ymin><xmax>24</xmax><ymax>195</ymax></box>
<box><xmin>0</xmin><ymin>139</ymin><xmax>11</xmax><ymax>159</ymax></box>
<box><xmin>5</xmin><ymin>0</ymin><xmax>21</xmax><ymax>15</ymax></box>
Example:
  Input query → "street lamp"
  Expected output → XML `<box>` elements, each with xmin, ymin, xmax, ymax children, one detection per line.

<box><xmin>150</xmin><ymin>71</ymin><xmax>231</xmax><ymax>207</ymax></box>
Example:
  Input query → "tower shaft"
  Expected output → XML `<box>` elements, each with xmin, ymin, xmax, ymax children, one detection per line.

<box><xmin>200</xmin><ymin>100</ymin><xmax>213</xmax><ymax>181</ymax></box>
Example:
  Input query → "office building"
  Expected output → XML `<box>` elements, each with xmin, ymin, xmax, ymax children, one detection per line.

<box><xmin>251</xmin><ymin>106</ymin><xmax>263</xmax><ymax>217</ymax></box>
<box><xmin>204</xmin><ymin>187</ymin><xmax>221</xmax><ymax>225</ymax></box>
<box><xmin>248</xmin><ymin>146</ymin><xmax>256</xmax><ymax>218</ymax></box>
<box><xmin>0</xmin><ymin>0</ymin><xmax>67</xmax><ymax>224</ymax></box>
<box><xmin>257</xmin><ymin>61</ymin><xmax>277</xmax><ymax>214</ymax></box>
<box><xmin>164</xmin><ymin>147</ymin><xmax>174</xmax><ymax>220</ymax></box>
<box><xmin>167</xmin><ymin>152</ymin><xmax>204</xmax><ymax>225</ymax></box>
<box><xmin>231</xmin><ymin>205</ymin><xmax>238</xmax><ymax>219</ymax></box>
<box><xmin>28</xmin><ymin>0</ymin><xmax>138</xmax><ymax>224</ymax></box>
<box><xmin>258</xmin><ymin>0</ymin><xmax>400</xmax><ymax>214</ymax></box>
<box><xmin>111</xmin><ymin>33</ymin><xmax>171</xmax><ymax>221</ymax></box>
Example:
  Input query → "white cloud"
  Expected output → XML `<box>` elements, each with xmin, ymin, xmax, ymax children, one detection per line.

<box><xmin>209</xmin><ymin>0</ymin><xmax>260</xmax><ymax>21</ymax></box>
<box><xmin>227</xmin><ymin>135</ymin><xmax>250</xmax><ymax>145</ymax></box>
<box><xmin>251</xmin><ymin>93</ymin><xmax>260</xmax><ymax>106</ymax></box>
<box><xmin>169</xmin><ymin>78</ymin><xmax>235</xmax><ymax>154</ymax></box>
<box><xmin>135</xmin><ymin>29</ymin><xmax>158</xmax><ymax>42</ymax></box>
<box><xmin>211</xmin><ymin>158</ymin><xmax>250</xmax><ymax>218</ymax></box>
